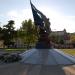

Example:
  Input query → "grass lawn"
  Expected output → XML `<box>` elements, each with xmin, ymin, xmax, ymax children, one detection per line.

<box><xmin>59</xmin><ymin>49</ymin><xmax>75</xmax><ymax>56</ymax></box>
<box><xmin>0</xmin><ymin>48</ymin><xmax>27</xmax><ymax>53</ymax></box>
<box><xmin>5</xmin><ymin>48</ymin><xmax>26</xmax><ymax>51</ymax></box>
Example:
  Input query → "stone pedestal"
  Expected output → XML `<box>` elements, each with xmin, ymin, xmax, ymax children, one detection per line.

<box><xmin>36</xmin><ymin>28</ymin><xmax>51</xmax><ymax>49</ymax></box>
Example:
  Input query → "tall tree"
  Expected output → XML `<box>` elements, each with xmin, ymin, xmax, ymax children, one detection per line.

<box><xmin>3</xmin><ymin>20</ymin><xmax>15</xmax><ymax>48</ymax></box>
<box><xmin>70</xmin><ymin>33</ymin><xmax>75</xmax><ymax>48</ymax></box>
<box><xmin>0</xmin><ymin>27</ymin><xmax>3</xmax><ymax>40</ymax></box>
<box><xmin>19</xmin><ymin>19</ymin><xmax>38</xmax><ymax>49</ymax></box>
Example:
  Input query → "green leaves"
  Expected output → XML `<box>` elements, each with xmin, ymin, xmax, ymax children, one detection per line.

<box><xmin>2</xmin><ymin>20</ymin><xmax>15</xmax><ymax>48</ymax></box>
<box><xmin>18</xmin><ymin>19</ymin><xmax>38</xmax><ymax>49</ymax></box>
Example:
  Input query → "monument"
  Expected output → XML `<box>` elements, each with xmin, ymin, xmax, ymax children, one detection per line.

<box><xmin>1</xmin><ymin>1</ymin><xmax>75</xmax><ymax>75</ymax></box>
<box><xmin>30</xmin><ymin>0</ymin><xmax>51</xmax><ymax>49</ymax></box>
<box><xmin>20</xmin><ymin>2</ymin><xmax>75</xmax><ymax>74</ymax></box>
<box><xmin>20</xmin><ymin>1</ymin><xmax>75</xmax><ymax>66</ymax></box>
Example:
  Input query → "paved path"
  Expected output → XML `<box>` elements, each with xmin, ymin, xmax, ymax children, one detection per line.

<box><xmin>21</xmin><ymin>49</ymin><xmax>75</xmax><ymax>65</ymax></box>
<box><xmin>0</xmin><ymin>62</ymin><xmax>75</xmax><ymax>75</ymax></box>
<box><xmin>0</xmin><ymin>62</ymin><xmax>65</xmax><ymax>75</ymax></box>
<box><xmin>0</xmin><ymin>49</ymin><xmax>75</xmax><ymax>75</ymax></box>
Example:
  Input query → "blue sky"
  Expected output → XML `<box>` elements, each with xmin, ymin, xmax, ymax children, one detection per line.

<box><xmin>0</xmin><ymin>0</ymin><xmax>75</xmax><ymax>33</ymax></box>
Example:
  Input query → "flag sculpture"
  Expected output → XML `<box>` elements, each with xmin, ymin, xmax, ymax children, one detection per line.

<box><xmin>30</xmin><ymin>1</ymin><xmax>51</xmax><ymax>34</ymax></box>
<box><xmin>30</xmin><ymin>1</ymin><xmax>51</xmax><ymax>49</ymax></box>
<box><xmin>21</xmin><ymin>1</ymin><xmax>75</xmax><ymax>67</ymax></box>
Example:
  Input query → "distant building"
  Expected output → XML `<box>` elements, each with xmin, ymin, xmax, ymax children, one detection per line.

<box><xmin>50</xmin><ymin>29</ymin><xmax>71</xmax><ymax>48</ymax></box>
<box><xmin>51</xmin><ymin>29</ymin><xmax>69</xmax><ymax>39</ymax></box>
<box><xmin>14</xmin><ymin>38</ymin><xmax>25</xmax><ymax>48</ymax></box>
<box><xmin>0</xmin><ymin>40</ymin><xmax>4</xmax><ymax>48</ymax></box>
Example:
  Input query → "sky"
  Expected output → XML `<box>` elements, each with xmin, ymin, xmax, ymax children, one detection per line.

<box><xmin>0</xmin><ymin>0</ymin><xmax>75</xmax><ymax>33</ymax></box>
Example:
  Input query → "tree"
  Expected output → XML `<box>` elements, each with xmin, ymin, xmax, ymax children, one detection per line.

<box><xmin>59</xmin><ymin>39</ymin><xmax>64</xmax><ymax>44</ymax></box>
<box><xmin>70</xmin><ymin>33</ymin><xmax>75</xmax><ymax>48</ymax></box>
<box><xmin>19</xmin><ymin>19</ymin><xmax>38</xmax><ymax>48</ymax></box>
<box><xmin>3</xmin><ymin>20</ymin><xmax>15</xmax><ymax>48</ymax></box>
<box><xmin>0</xmin><ymin>27</ymin><xmax>3</xmax><ymax>40</ymax></box>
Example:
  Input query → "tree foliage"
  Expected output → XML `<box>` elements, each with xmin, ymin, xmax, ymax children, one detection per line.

<box><xmin>2</xmin><ymin>20</ymin><xmax>15</xmax><ymax>48</ymax></box>
<box><xmin>18</xmin><ymin>19</ymin><xmax>38</xmax><ymax>48</ymax></box>
<box><xmin>70</xmin><ymin>33</ymin><xmax>75</xmax><ymax>47</ymax></box>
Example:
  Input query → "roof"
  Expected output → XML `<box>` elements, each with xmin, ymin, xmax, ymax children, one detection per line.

<box><xmin>51</xmin><ymin>31</ymin><xmax>65</xmax><ymax>36</ymax></box>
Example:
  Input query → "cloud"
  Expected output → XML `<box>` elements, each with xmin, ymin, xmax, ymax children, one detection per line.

<box><xmin>7</xmin><ymin>10</ymin><xmax>18</xmax><ymax>18</ymax></box>
<box><xmin>1</xmin><ymin>7</ymin><xmax>75</xmax><ymax>33</ymax></box>
<box><xmin>6</xmin><ymin>9</ymin><xmax>33</xmax><ymax>29</ymax></box>
<box><xmin>38</xmin><ymin>6</ymin><xmax>75</xmax><ymax>33</ymax></box>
